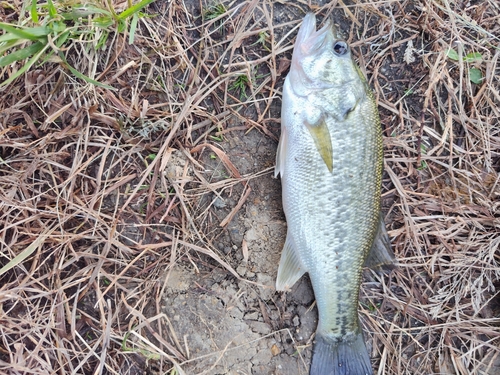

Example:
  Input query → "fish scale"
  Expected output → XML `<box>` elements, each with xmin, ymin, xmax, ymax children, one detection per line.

<box><xmin>275</xmin><ymin>13</ymin><xmax>394</xmax><ymax>375</ymax></box>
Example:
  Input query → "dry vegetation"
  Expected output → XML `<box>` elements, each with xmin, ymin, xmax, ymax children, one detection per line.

<box><xmin>0</xmin><ymin>0</ymin><xmax>499</xmax><ymax>374</ymax></box>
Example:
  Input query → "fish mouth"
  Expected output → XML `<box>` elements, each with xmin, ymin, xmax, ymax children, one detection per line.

<box><xmin>295</xmin><ymin>13</ymin><xmax>336</xmax><ymax>56</ymax></box>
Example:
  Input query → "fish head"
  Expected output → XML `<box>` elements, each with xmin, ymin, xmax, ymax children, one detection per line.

<box><xmin>289</xmin><ymin>13</ymin><xmax>363</xmax><ymax>96</ymax></box>
<box><xmin>281</xmin><ymin>13</ymin><xmax>372</xmax><ymax>173</ymax></box>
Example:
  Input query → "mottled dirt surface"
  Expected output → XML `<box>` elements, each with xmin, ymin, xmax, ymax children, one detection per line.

<box><xmin>161</xmin><ymin>126</ymin><xmax>318</xmax><ymax>374</ymax></box>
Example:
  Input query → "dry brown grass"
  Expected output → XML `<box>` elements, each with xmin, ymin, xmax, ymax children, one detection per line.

<box><xmin>0</xmin><ymin>0</ymin><xmax>499</xmax><ymax>374</ymax></box>
<box><xmin>357</xmin><ymin>1</ymin><xmax>500</xmax><ymax>374</ymax></box>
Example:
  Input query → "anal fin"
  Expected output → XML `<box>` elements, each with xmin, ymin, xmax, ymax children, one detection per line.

<box><xmin>276</xmin><ymin>233</ymin><xmax>306</xmax><ymax>291</ymax></box>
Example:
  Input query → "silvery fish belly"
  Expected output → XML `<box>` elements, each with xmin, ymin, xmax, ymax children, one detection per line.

<box><xmin>275</xmin><ymin>13</ymin><xmax>395</xmax><ymax>375</ymax></box>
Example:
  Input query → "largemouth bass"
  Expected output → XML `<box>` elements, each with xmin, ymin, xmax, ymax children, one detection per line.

<box><xmin>275</xmin><ymin>13</ymin><xmax>395</xmax><ymax>375</ymax></box>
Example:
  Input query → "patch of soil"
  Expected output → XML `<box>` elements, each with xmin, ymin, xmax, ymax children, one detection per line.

<box><xmin>162</xmin><ymin>126</ymin><xmax>318</xmax><ymax>374</ymax></box>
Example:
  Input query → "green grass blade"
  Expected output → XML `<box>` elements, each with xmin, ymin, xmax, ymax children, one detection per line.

<box><xmin>0</xmin><ymin>33</ymin><xmax>22</xmax><ymax>43</ymax></box>
<box><xmin>0</xmin><ymin>40</ymin><xmax>17</xmax><ymax>55</ymax></box>
<box><xmin>47</xmin><ymin>0</ymin><xmax>57</xmax><ymax>18</ymax></box>
<box><xmin>0</xmin><ymin>42</ymin><xmax>44</xmax><ymax>67</ymax></box>
<box><xmin>117</xmin><ymin>19</ymin><xmax>127</xmax><ymax>33</ymax></box>
<box><xmin>0</xmin><ymin>43</ymin><xmax>48</xmax><ymax>88</ymax></box>
<box><xmin>96</xmin><ymin>30</ymin><xmax>109</xmax><ymax>50</ymax></box>
<box><xmin>93</xmin><ymin>16</ymin><xmax>114</xmax><ymax>28</ymax></box>
<box><xmin>0</xmin><ymin>228</ymin><xmax>55</xmax><ymax>277</ymax></box>
<box><xmin>55</xmin><ymin>30</ymin><xmax>71</xmax><ymax>48</ymax></box>
<box><xmin>0</xmin><ymin>23</ymin><xmax>50</xmax><ymax>40</ymax></box>
<box><xmin>129</xmin><ymin>12</ymin><xmax>139</xmax><ymax>44</ymax></box>
<box><xmin>31</xmin><ymin>0</ymin><xmax>39</xmax><ymax>23</ymax></box>
<box><xmin>117</xmin><ymin>0</ymin><xmax>155</xmax><ymax>20</ymax></box>
<box><xmin>59</xmin><ymin>52</ymin><xmax>116</xmax><ymax>90</ymax></box>
<box><xmin>61</xmin><ymin>5</ymin><xmax>111</xmax><ymax>20</ymax></box>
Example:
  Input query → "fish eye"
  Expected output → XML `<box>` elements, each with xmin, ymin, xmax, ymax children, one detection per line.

<box><xmin>333</xmin><ymin>41</ymin><xmax>348</xmax><ymax>56</ymax></box>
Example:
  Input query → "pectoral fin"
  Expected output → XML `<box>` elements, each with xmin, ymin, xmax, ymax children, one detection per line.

<box><xmin>306</xmin><ymin>118</ymin><xmax>333</xmax><ymax>173</ymax></box>
<box><xmin>364</xmin><ymin>213</ymin><xmax>396</xmax><ymax>271</ymax></box>
<box><xmin>276</xmin><ymin>233</ymin><xmax>306</xmax><ymax>291</ymax></box>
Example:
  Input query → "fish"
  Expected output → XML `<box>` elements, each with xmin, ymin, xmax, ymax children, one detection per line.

<box><xmin>275</xmin><ymin>13</ymin><xmax>395</xmax><ymax>375</ymax></box>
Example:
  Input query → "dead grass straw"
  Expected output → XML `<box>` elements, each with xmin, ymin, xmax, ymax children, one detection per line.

<box><xmin>0</xmin><ymin>0</ymin><xmax>499</xmax><ymax>374</ymax></box>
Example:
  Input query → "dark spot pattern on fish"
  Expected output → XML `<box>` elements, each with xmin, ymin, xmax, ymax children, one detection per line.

<box><xmin>340</xmin><ymin>316</ymin><xmax>349</xmax><ymax>335</ymax></box>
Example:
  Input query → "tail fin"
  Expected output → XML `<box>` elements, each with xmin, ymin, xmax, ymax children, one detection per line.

<box><xmin>310</xmin><ymin>332</ymin><xmax>373</xmax><ymax>375</ymax></box>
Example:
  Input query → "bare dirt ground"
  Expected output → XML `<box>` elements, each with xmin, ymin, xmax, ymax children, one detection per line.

<box><xmin>1</xmin><ymin>1</ymin><xmax>500</xmax><ymax>374</ymax></box>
